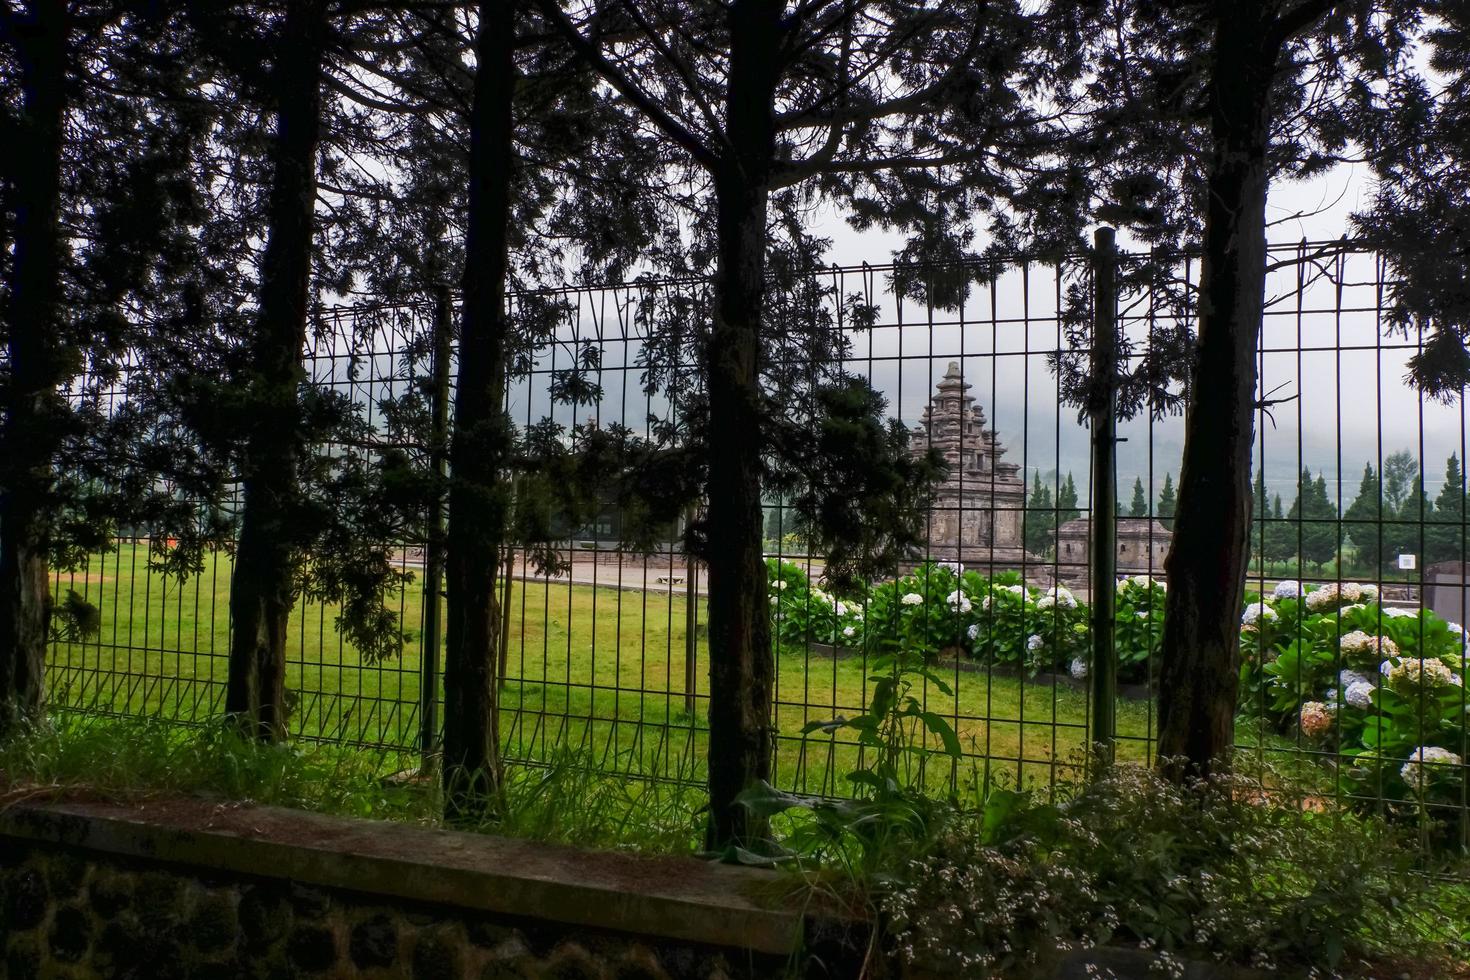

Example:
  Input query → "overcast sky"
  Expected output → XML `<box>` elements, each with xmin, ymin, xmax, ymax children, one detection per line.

<box><xmin>461</xmin><ymin>163</ymin><xmax>1467</xmax><ymax>512</ymax></box>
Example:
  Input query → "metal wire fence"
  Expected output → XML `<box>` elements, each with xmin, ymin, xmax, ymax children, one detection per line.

<box><xmin>42</xmin><ymin>239</ymin><xmax>1470</xmax><ymax>841</ymax></box>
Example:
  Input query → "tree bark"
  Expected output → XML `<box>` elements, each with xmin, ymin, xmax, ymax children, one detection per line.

<box><xmin>442</xmin><ymin>0</ymin><xmax>516</xmax><ymax>818</ymax></box>
<box><xmin>0</xmin><ymin>2</ymin><xmax>68</xmax><ymax>734</ymax></box>
<box><xmin>225</xmin><ymin>2</ymin><xmax>327</xmax><ymax>740</ymax></box>
<box><xmin>703</xmin><ymin>0</ymin><xmax>780</xmax><ymax>849</ymax></box>
<box><xmin>1157</xmin><ymin>4</ymin><xmax>1280</xmax><ymax>781</ymax></box>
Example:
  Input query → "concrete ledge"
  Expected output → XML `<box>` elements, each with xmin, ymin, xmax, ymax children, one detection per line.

<box><xmin>0</xmin><ymin>795</ymin><xmax>818</xmax><ymax>957</ymax></box>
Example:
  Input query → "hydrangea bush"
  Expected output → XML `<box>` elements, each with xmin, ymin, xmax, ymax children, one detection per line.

<box><xmin>769</xmin><ymin>561</ymin><xmax>1469</xmax><ymax>818</ymax></box>
<box><xmin>1242</xmin><ymin>579</ymin><xmax>1468</xmax><ymax>813</ymax></box>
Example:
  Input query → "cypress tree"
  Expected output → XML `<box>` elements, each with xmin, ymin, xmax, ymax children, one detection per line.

<box><xmin>1156</xmin><ymin>472</ymin><xmax>1176</xmax><ymax>529</ymax></box>
<box><xmin>1129</xmin><ymin>477</ymin><xmax>1148</xmax><ymax>518</ymax></box>
<box><xmin>1343</xmin><ymin>463</ymin><xmax>1384</xmax><ymax>572</ymax></box>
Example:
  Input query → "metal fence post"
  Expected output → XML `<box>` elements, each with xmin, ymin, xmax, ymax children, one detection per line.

<box><xmin>1089</xmin><ymin>227</ymin><xmax>1119</xmax><ymax>762</ymax></box>
<box><xmin>420</xmin><ymin>289</ymin><xmax>452</xmax><ymax>772</ymax></box>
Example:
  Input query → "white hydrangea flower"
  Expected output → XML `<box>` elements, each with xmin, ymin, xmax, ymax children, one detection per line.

<box><xmin>1069</xmin><ymin>658</ymin><xmax>1089</xmax><ymax>680</ymax></box>
<box><xmin>1036</xmin><ymin>586</ymin><xmax>1077</xmax><ymax>612</ymax></box>
<box><xmin>946</xmin><ymin>590</ymin><xmax>972</xmax><ymax>615</ymax></box>
<box><xmin>1128</xmin><ymin>574</ymin><xmax>1163</xmax><ymax>592</ymax></box>
<box><xmin>1026</xmin><ymin>634</ymin><xmax>1045</xmax><ymax>652</ymax></box>
<box><xmin>1400</xmin><ymin>746</ymin><xmax>1463</xmax><ymax>791</ymax></box>
<box><xmin>1339</xmin><ymin>630</ymin><xmax>1398</xmax><ymax>661</ymax></box>
<box><xmin>1306</xmin><ymin>583</ymin><xmax>1370</xmax><ymax>612</ymax></box>
<box><xmin>1359</xmin><ymin>583</ymin><xmax>1380</xmax><ymax>603</ymax></box>
<box><xmin>981</xmin><ymin>595</ymin><xmax>993</xmax><ymax>612</ymax></box>
<box><xmin>1344</xmin><ymin>680</ymin><xmax>1376</xmax><ymax>709</ymax></box>
<box><xmin>1382</xmin><ymin>606</ymin><xmax>1417</xmax><ymax>618</ymax></box>
<box><xmin>1339</xmin><ymin>669</ymin><xmax>1371</xmax><ymax>688</ymax></box>
<box><xmin>1299</xmin><ymin>701</ymin><xmax>1333</xmax><ymax>737</ymax></box>
<box><xmin>842</xmin><ymin>625</ymin><xmax>857</xmax><ymax>639</ymax></box>
<box><xmin>1006</xmin><ymin>584</ymin><xmax>1025</xmax><ymax>595</ymax></box>
<box><xmin>901</xmin><ymin>592</ymin><xmax>924</xmax><ymax>606</ymax></box>
<box><xmin>834</xmin><ymin>601</ymin><xmax>848</xmax><ymax>618</ymax></box>
<box><xmin>773</xmin><ymin>579</ymin><xmax>788</xmax><ymax>591</ymax></box>
<box><xmin>966</xmin><ymin>623</ymin><xmax>980</xmax><ymax>641</ymax></box>
<box><xmin>1241</xmin><ymin>602</ymin><xmax>1277</xmax><ymax>626</ymax></box>
<box><xmin>1381</xmin><ymin>656</ymin><xmax>1464</xmax><ymax>692</ymax></box>
<box><xmin>769</xmin><ymin>596</ymin><xmax>778</xmax><ymax>607</ymax></box>
<box><xmin>1272</xmin><ymin>579</ymin><xmax>1302</xmax><ymax>600</ymax></box>
<box><xmin>935</xmin><ymin>561</ymin><xmax>964</xmax><ymax>574</ymax></box>
<box><xmin>850</xmin><ymin>605</ymin><xmax>864</xmax><ymax>620</ymax></box>
<box><xmin>1449</xmin><ymin>622</ymin><xmax>1464</xmax><ymax>637</ymax></box>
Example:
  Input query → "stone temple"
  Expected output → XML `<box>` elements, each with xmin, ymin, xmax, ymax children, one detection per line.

<box><xmin>908</xmin><ymin>362</ymin><xmax>1043</xmax><ymax>574</ymax></box>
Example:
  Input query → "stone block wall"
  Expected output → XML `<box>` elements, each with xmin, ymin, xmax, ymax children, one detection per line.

<box><xmin>0</xmin><ymin>840</ymin><xmax>791</xmax><ymax>980</ymax></box>
<box><xmin>0</xmin><ymin>798</ymin><xmax>859</xmax><ymax>980</ymax></box>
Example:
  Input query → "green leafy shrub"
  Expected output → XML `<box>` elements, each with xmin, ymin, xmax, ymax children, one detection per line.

<box><xmin>884</xmin><ymin>766</ymin><xmax>1467</xmax><ymax>978</ymax></box>
<box><xmin>1243</xmin><ymin>580</ymin><xmax>1469</xmax><ymax>825</ymax></box>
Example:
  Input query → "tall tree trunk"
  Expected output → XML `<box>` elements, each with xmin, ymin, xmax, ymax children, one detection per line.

<box><xmin>704</xmin><ymin>0</ymin><xmax>780</xmax><ymax>849</ymax></box>
<box><xmin>225</xmin><ymin>3</ymin><xmax>326</xmax><ymax>740</ymax></box>
<box><xmin>0</xmin><ymin>2</ymin><xmax>67</xmax><ymax>734</ymax></box>
<box><xmin>443</xmin><ymin>0</ymin><xmax>515</xmax><ymax>818</ymax></box>
<box><xmin>1157</xmin><ymin>6</ymin><xmax>1279</xmax><ymax>781</ymax></box>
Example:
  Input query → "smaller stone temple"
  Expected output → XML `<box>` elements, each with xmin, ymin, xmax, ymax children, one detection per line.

<box><xmin>908</xmin><ymin>362</ymin><xmax>1042</xmax><ymax>574</ymax></box>
<box><xmin>1054</xmin><ymin>517</ymin><xmax>1172</xmax><ymax>586</ymax></box>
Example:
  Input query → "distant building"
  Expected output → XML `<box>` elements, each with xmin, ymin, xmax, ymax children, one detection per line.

<box><xmin>907</xmin><ymin>362</ymin><xmax>1044</xmax><ymax>575</ymax></box>
<box><xmin>1054</xmin><ymin>517</ymin><xmax>1172</xmax><ymax>585</ymax></box>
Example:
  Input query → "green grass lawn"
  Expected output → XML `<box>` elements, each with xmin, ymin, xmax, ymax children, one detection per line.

<box><xmin>47</xmin><ymin>543</ymin><xmax>1157</xmax><ymax>795</ymax></box>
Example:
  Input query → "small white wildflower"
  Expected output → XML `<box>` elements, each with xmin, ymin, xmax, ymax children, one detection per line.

<box><xmin>1400</xmin><ymin>746</ymin><xmax>1463</xmax><ymax>791</ymax></box>
<box><xmin>901</xmin><ymin>592</ymin><xmax>924</xmax><ymax>606</ymax></box>
<box><xmin>1272</xmin><ymin>579</ymin><xmax>1302</xmax><ymax>600</ymax></box>
<box><xmin>1069</xmin><ymin>657</ymin><xmax>1089</xmax><ymax>680</ymax></box>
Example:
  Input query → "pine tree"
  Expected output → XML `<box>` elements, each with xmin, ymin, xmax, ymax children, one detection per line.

<box><xmin>1075</xmin><ymin>0</ymin><xmax>1420</xmax><ymax>780</ymax></box>
<box><xmin>1343</xmin><ymin>463</ymin><xmax>1384</xmax><ymax>572</ymax></box>
<box><xmin>1265</xmin><ymin>495</ymin><xmax>1294</xmax><ymax>567</ymax></box>
<box><xmin>1156</xmin><ymin>472</ymin><xmax>1176</xmax><ymax>529</ymax></box>
<box><xmin>544</xmin><ymin>0</ymin><xmax>1048</xmax><ymax>846</ymax></box>
<box><xmin>1129</xmin><ymin>477</ymin><xmax>1148</xmax><ymax>518</ymax></box>
<box><xmin>1058</xmin><ymin>473</ymin><xmax>1081</xmax><ymax>523</ymax></box>
<box><xmin>1428</xmin><ymin>454</ymin><xmax>1467</xmax><ymax>564</ymax></box>
<box><xmin>1389</xmin><ymin>473</ymin><xmax>1434</xmax><ymax>564</ymax></box>
<box><xmin>1024</xmin><ymin>473</ymin><xmax>1056</xmax><ymax>556</ymax></box>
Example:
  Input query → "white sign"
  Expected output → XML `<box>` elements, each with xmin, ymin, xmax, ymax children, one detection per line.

<box><xmin>1398</xmin><ymin>553</ymin><xmax>1417</xmax><ymax>570</ymax></box>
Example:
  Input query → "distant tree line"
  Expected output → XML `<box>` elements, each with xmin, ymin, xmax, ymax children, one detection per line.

<box><xmin>1250</xmin><ymin>451</ymin><xmax>1470</xmax><ymax>573</ymax></box>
